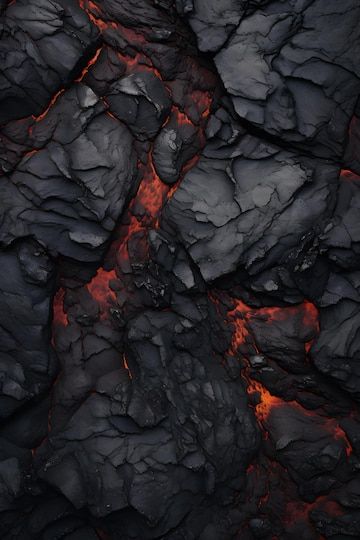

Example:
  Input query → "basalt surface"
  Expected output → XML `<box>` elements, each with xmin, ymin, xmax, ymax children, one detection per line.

<box><xmin>1</xmin><ymin>1</ymin><xmax>360</xmax><ymax>539</ymax></box>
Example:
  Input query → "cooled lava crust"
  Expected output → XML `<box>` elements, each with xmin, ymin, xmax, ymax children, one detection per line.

<box><xmin>0</xmin><ymin>1</ymin><xmax>360</xmax><ymax>539</ymax></box>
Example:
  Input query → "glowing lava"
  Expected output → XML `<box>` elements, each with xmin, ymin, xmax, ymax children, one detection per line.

<box><xmin>86</xmin><ymin>268</ymin><xmax>117</xmax><ymax>315</ymax></box>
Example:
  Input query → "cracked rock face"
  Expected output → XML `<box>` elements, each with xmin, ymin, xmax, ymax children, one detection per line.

<box><xmin>0</xmin><ymin>0</ymin><xmax>99</xmax><ymax>123</ymax></box>
<box><xmin>163</xmin><ymin>137</ymin><xmax>338</xmax><ymax>281</ymax></box>
<box><xmin>107</xmin><ymin>72</ymin><xmax>172</xmax><ymax>140</ymax></box>
<box><xmin>213</xmin><ymin>0</ymin><xmax>360</xmax><ymax>158</ymax></box>
<box><xmin>1</xmin><ymin>0</ymin><xmax>360</xmax><ymax>539</ymax></box>
<box><xmin>1</xmin><ymin>84</ymin><xmax>136</xmax><ymax>261</ymax></box>
<box><xmin>38</xmin><ymin>304</ymin><xmax>258</xmax><ymax>533</ymax></box>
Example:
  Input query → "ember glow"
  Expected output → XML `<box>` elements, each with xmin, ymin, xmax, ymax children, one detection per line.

<box><xmin>1</xmin><ymin>0</ymin><xmax>360</xmax><ymax>539</ymax></box>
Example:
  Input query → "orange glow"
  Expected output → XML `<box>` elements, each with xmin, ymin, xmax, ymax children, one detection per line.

<box><xmin>116</xmin><ymin>51</ymin><xmax>163</xmax><ymax>79</ymax></box>
<box><xmin>115</xmin><ymin>156</ymin><xmax>169</xmax><ymax>262</ymax></box>
<box><xmin>227</xmin><ymin>299</ymin><xmax>319</xmax><ymax>339</ymax></box>
<box><xmin>248</xmin><ymin>380</ymin><xmax>283</xmax><ymax>423</ymax></box>
<box><xmin>123</xmin><ymin>353</ymin><xmax>132</xmax><ymax>379</ymax></box>
<box><xmin>250</xmin><ymin>301</ymin><xmax>319</xmax><ymax>329</ymax></box>
<box><xmin>116</xmin><ymin>51</ymin><xmax>143</xmax><ymax>73</ymax></box>
<box><xmin>53</xmin><ymin>288</ymin><xmax>68</xmax><ymax>326</ymax></box>
<box><xmin>23</xmin><ymin>149</ymin><xmax>38</xmax><ymax>159</ymax></box>
<box><xmin>248</xmin><ymin>383</ymin><xmax>353</xmax><ymax>455</ymax></box>
<box><xmin>50</xmin><ymin>19</ymin><xmax>214</xmax><ymax>327</ymax></box>
<box><xmin>75</xmin><ymin>46</ymin><xmax>102</xmax><ymax>82</ymax></box>
<box><xmin>259</xmin><ymin>490</ymin><xmax>270</xmax><ymax>507</ymax></box>
<box><xmin>166</xmin><ymin>183</ymin><xmax>179</xmax><ymax>200</ymax></box>
<box><xmin>218</xmin><ymin>297</ymin><xmax>335</xmax><ymax>432</ymax></box>
<box><xmin>302</xmin><ymin>300</ymin><xmax>319</xmax><ymax>330</ymax></box>
<box><xmin>228</xmin><ymin>300</ymin><xmax>251</xmax><ymax>350</ymax></box>
<box><xmin>79</xmin><ymin>0</ymin><xmax>112</xmax><ymax>31</ymax></box>
<box><xmin>44</xmin><ymin>11</ymin><xmax>348</xmax><ymax>528</ymax></box>
<box><xmin>138</xmin><ymin>158</ymin><xmax>169</xmax><ymax>223</ymax></box>
<box><xmin>32</xmin><ymin>89</ymin><xmax>64</xmax><ymax>122</ymax></box>
<box><xmin>79</xmin><ymin>0</ymin><xmax>146</xmax><ymax>47</ymax></box>
<box><xmin>86</xmin><ymin>268</ymin><xmax>116</xmax><ymax>316</ymax></box>
<box><xmin>171</xmin><ymin>105</ymin><xmax>194</xmax><ymax>127</ymax></box>
<box><xmin>106</xmin><ymin>110</ymin><xmax>118</xmax><ymax>121</ymax></box>
<box><xmin>225</xmin><ymin>299</ymin><xmax>284</xmax><ymax>423</ymax></box>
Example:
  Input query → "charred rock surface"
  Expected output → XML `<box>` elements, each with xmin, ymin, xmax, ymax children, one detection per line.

<box><xmin>0</xmin><ymin>0</ymin><xmax>360</xmax><ymax>539</ymax></box>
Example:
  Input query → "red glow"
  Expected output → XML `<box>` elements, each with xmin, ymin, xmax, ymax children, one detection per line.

<box><xmin>52</xmin><ymin>5</ymin><xmax>214</xmax><ymax>348</ymax></box>
<box><xmin>190</xmin><ymin>90</ymin><xmax>212</xmax><ymax>120</ymax></box>
<box><xmin>222</xmin><ymin>296</ymin><xmax>353</xmax><ymax>456</ymax></box>
<box><xmin>75</xmin><ymin>46</ymin><xmax>102</xmax><ymax>82</ymax></box>
<box><xmin>250</xmin><ymin>301</ymin><xmax>319</xmax><ymax>329</ymax></box>
<box><xmin>246</xmin><ymin>463</ymin><xmax>256</xmax><ymax>474</ymax></box>
<box><xmin>116</xmin><ymin>24</ymin><xmax>146</xmax><ymax>46</ymax></box>
<box><xmin>116</xmin><ymin>51</ymin><xmax>163</xmax><ymax>79</ymax></box>
<box><xmin>138</xmin><ymin>158</ymin><xmax>169</xmax><ymax>224</ymax></box>
<box><xmin>249</xmin><ymin>380</ymin><xmax>283</xmax><ymax>423</ymax></box>
<box><xmin>246</xmin><ymin>379</ymin><xmax>354</xmax><ymax>455</ymax></box>
<box><xmin>53</xmin><ymin>288</ymin><xmax>68</xmax><ymax>326</ymax></box>
<box><xmin>32</xmin><ymin>89</ymin><xmax>64</xmax><ymax>122</ymax></box>
<box><xmin>226</xmin><ymin>299</ymin><xmax>319</xmax><ymax>354</ymax></box>
<box><xmin>79</xmin><ymin>0</ymin><xmax>146</xmax><ymax>47</ymax></box>
<box><xmin>115</xmin><ymin>157</ymin><xmax>169</xmax><ymax>263</ymax></box>
<box><xmin>79</xmin><ymin>0</ymin><xmax>111</xmax><ymax>31</ymax></box>
<box><xmin>340</xmin><ymin>169</ymin><xmax>359</xmax><ymax>181</ymax></box>
<box><xmin>228</xmin><ymin>300</ymin><xmax>251</xmax><ymax>350</ymax></box>
<box><xmin>86</xmin><ymin>268</ymin><xmax>116</xmax><ymax>316</ymax></box>
<box><xmin>123</xmin><ymin>353</ymin><xmax>132</xmax><ymax>379</ymax></box>
<box><xmin>331</xmin><ymin>424</ymin><xmax>353</xmax><ymax>457</ymax></box>
<box><xmin>302</xmin><ymin>300</ymin><xmax>319</xmax><ymax>329</ymax></box>
<box><xmin>285</xmin><ymin>498</ymin><xmax>343</xmax><ymax>526</ymax></box>
<box><xmin>40</xmin><ymin>6</ymin><xmax>350</xmax><ymax>532</ymax></box>
<box><xmin>171</xmin><ymin>105</ymin><xmax>194</xmax><ymax>127</ymax></box>
<box><xmin>106</xmin><ymin>110</ymin><xmax>117</xmax><ymax>121</ymax></box>
<box><xmin>23</xmin><ymin>149</ymin><xmax>38</xmax><ymax>159</ymax></box>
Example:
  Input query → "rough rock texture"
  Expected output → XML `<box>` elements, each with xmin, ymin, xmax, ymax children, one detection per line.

<box><xmin>214</xmin><ymin>0</ymin><xmax>360</xmax><ymax>158</ymax></box>
<box><xmin>0</xmin><ymin>0</ymin><xmax>360</xmax><ymax>539</ymax></box>
<box><xmin>163</xmin><ymin>135</ymin><xmax>338</xmax><ymax>281</ymax></box>
<box><xmin>0</xmin><ymin>0</ymin><xmax>99</xmax><ymax>123</ymax></box>
<box><xmin>1</xmin><ymin>84</ymin><xmax>136</xmax><ymax>261</ymax></box>
<box><xmin>107</xmin><ymin>72</ymin><xmax>172</xmax><ymax>140</ymax></box>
